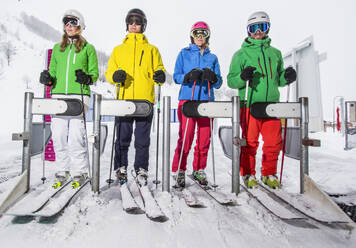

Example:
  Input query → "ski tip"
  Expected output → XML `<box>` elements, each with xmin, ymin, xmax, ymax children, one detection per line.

<box><xmin>220</xmin><ymin>200</ymin><xmax>238</xmax><ymax>206</ymax></box>
<box><xmin>125</xmin><ymin>207</ymin><xmax>145</xmax><ymax>215</ymax></box>
<box><xmin>186</xmin><ymin>202</ymin><xmax>206</xmax><ymax>208</ymax></box>
<box><xmin>147</xmin><ymin>214</ymin><xmax>169</xmax><ymax>223</ymax></box>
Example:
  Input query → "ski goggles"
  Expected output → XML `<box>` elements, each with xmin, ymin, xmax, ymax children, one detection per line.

<box><xmin>127</xmin><ymin>16</ymin><xmax>143</xmax><ymax>25</ymax></box>
<box><xmin>190</xmin><ymin>29</ymin><xmax>210</xmax><ymax>39</ymax></box>
<box><xmin>247</xmin><ymin>22</ymin><xmax>270</xmax><ymax>34</ymax></box>
<box><xmin>63</xmin><ymin>17</ymin><xmax>80</xmax><ymax>27</ymax></box>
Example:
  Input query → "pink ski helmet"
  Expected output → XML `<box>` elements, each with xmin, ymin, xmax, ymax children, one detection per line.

<box><xmin>190</xmin><ymin>21</ymin><xmax>210</xmax><ymax>44</ymax></box>
<box><xmin>190</xmin><ymin>21</ymin><xmax>210</xmax><ymax>32</ymax></box>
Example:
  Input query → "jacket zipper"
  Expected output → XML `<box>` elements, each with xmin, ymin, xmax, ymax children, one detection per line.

<box><xmin>261</xmin><ymin>45</ymin><xmax>270</xmax><ymax>101</ymax></box>
<box><xmin>65</xmin><ymin>43</ymin><xmax>73</xmax><ymax>94</ymax></box>
<box><xmin>139</xmin><ymin>50</ymin><xmax>144</xmax><ymax>66</ymax></box>
<box><xmin>133</xmin><ymin>35</ymin><xmax>137</xmax><ymax>99</ymax></box>
<box><xmin>269</xmin><ymin>57</ymin><xmax>272</xmax><ymax>79</ymax></box>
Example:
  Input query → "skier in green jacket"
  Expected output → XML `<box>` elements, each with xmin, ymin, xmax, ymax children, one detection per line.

<box><xmin>39</xmin><ymin>9</ymin><xmax>99</xmax><ymax>189</ymax></box>
<box><xmin>227</xmin><ymin>11</ymin><xmax>296</xmax><ymax>189</ymax></box>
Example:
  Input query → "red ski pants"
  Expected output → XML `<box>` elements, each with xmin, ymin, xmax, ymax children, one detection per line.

<box><xmin>172</xmin><ymin>100</ymin><xmax>211</xmax><ymax>172</ymax></box>
<box><xmin>240</xmin><ymin>108</ymin><xmax>282</xmax><ymax>176</ymax></box>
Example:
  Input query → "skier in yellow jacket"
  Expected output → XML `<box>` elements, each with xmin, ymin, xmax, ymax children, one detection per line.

<box><xmin>105</xmin><ymin>8</ymin><xmax>166</xmax><ymax>186</ymax></box>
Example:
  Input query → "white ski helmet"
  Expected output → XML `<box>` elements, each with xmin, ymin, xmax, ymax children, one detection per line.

<box><xmin>63</xmin><ymin>9</ymin><xmax>86</xmax><ymax>29</ymax></box>
<box><xmin>247</xmin><ymin>11</ymin><xmax>270</xmax><ymax>27</ymax></box>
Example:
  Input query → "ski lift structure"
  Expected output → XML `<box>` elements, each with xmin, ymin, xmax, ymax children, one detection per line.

<box><xmin>344</xmin><ymin>101</ymin><xmax>356</xmax><ymax>150</ymax></box>
<box><xmin>280</xmin><ymin>36</ymin><xmax>326</xmax><ymax>160</ymax></box>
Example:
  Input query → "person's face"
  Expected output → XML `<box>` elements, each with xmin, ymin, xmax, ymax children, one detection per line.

<box><xmin>65</xmin><ymin>23</ymin><xmax>80</xmax><ymax>37</ymax></box>
<box><xmin>194</xmin><ymin>36</ymin><xmax>207</xmax><ymax>48</ymax></box>
<box><xmin>250</xmin><ymin>30</ymin><xmax>267</xmax><ymax>40</ymax></box>
<box><xmin>128</xmin><ymin>23</ymin><xmax>142</xmax><ymax>33</ymax></box>
<box><xmin>127</xmin><ymin>16</ymin><xmax>143</xmax><ymax>33</ymax></box>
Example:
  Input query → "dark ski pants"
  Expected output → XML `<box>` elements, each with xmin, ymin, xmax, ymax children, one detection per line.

<box><xmin>114</xmin><ymin>113</ymin><xmax>153</xmax><ymax>172</ymax></box>
<box><xmin>240</xmin><ymin>108</ymin><xmax>282</xmax><ymax>177</ymax></box>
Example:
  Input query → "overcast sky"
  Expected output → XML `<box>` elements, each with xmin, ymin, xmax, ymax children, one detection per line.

<box><xmin>2</xmin><ymin>0</ymin><xmax>356</xmax><ymax>120</ymax></box>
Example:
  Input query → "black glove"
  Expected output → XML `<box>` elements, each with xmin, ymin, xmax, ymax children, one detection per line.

<box><xmin>39</xmin><ymin>70</ymin><xmax>55</xmax><ymax>86</ymax></box>
<box><xmin>202</xmin><ymin>68</ymin><xmax>218</xmax><ymax>84</ymax></box>
<box><xmin>183</xmin><ymin>68</ymin><xmax>202</xmax><ymax>83</ymax></box>
<box><xmin>75</xmin><ymin>69</ymin><xmax>93</xmax><ymax>85</ymax></box>
<box><xmin>284</xmin><ymin>66</ymin><xmax>297</xmax><ymax>85</ymax></box>
<box><xmin>112</xmin><ymin>69</ymin><xmax>126</xmax><ymax>85</ymax></box>
<box><xmin>153</xmin><ymin>70</ymin><xmax>166</xmax><ymax>84</ymax></box>
<box><xmin>240</xmin><ymin>66</ymin><xmax>256</xmax><ymax>81</ymax></box>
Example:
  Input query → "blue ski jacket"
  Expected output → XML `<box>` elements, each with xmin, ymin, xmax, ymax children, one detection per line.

<box><xmin>173</xmin><ymin>44</ymin><xmax>222</xmax><ymax>101</ymax></box>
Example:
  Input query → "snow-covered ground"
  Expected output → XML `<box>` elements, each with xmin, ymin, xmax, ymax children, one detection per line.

<box><xmin>0</xmin><ymin>120</ymin><xmax>355</xmax><ymax>248</ymax></box>
<box><xmin>1</xmin><ymin>4</ymin><xmax>356</xmax><ymax>248</ymax></box>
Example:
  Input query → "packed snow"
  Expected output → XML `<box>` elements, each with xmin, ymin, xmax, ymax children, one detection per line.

<box><xmin>0</xmin><ymin>117</ymin><xmax>356</xmax><ymax>247</ymax></box>
<box><xmin>1</xmin><ymin>2</ymin><xmax>356</xmax><ymax>247</ymax></box>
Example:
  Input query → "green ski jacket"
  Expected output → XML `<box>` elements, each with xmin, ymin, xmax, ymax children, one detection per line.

<box><xmin>49</xmin><ymin>41</ymin><xmax>99</xmax><ymax>96</ymax></box>
<box><xmin>227</xmin><ymin>37</ymin><xmax>288</xmax><ymax>107</ymax></box>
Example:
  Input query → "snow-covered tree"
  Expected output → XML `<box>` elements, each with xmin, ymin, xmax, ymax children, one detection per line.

<box><xmin>1</xmin><ymin>41</ymin><xmax>16</xmax><ymax>66</ymax></box>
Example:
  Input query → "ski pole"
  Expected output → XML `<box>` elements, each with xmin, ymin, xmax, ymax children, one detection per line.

<box><xmin>80</xmin><ymin>84</ymin><xmax>92</xmax><ymax>181</ymax></box>
<box><xmin>41</xmin><ymin>51</ymin><xmax>49</xmax><ymax>184</ymax></box>
<box><xmin>175</xmin><ymin>81</ymin><xmax>197</xmax><ymax>187</ymax></box>
<box><xmin>107</xmin><ymin>84</ymin><xmax>120</xmax><ymax>186</ymax></box>
<box><xmin>243</xmin><ymin>80</ymin><xmax>250</xmax><ymax>138</ymax></box>
<box><xmin>41</xmin><ymin>81</ymin><xmax>47</xmax><ymax>184</ymax></box>
<box><xmin>208</xmin><ymin>81</ymin><xmax>217</xmax><ymax>188</ymax></box>
<box><xmin>280</xmin><ymin>83</ymin><xmax>291</xmax><ymax>184</ymax></box>
<box><xmin>153</xmin><ymin>84</ymin><xmax>162</xmax><ymax>188</ymax></box>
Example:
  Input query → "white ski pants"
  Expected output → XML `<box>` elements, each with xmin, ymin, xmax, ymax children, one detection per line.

<box><xmin>50</xmin><ymin>94</ymin><xmax>90</xmax><ymax>176</ymax></box>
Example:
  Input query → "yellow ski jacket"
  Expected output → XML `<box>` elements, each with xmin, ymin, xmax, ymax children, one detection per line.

<box><xmin>105</xmin><ymin>33</ymin><xmax>165</xmax><ymax>104</ymax></box>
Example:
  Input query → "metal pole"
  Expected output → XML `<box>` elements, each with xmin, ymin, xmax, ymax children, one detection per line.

<box><xmin>154</xmin><ymin>85</ymin><xmax>162</xmax><ymax>187</ymax></box>
<box><xmin>92</xmin><ymin>94</ymin><xmax>102</xmax><ymax>193</ymax></box>
<box><xmin>345</xmin><ymin>102</ymin><xmax>349</xmax><ymax>150</ymax></box>
<box><xmin>340</xmin><ymin>97</ymin><xmax>345</xmax><ymax>136</ymax></box>
<box><xmin>23</xmin><ymin>92</ymin><xmax>33</xmax><ymax>192</ymax></box>
<box><xmin>333</xmin><ymin>97</ymin><xmax>336</xmax><ymax>133</ymax></box>
<box><xmin>162</xmin><ymin>96</ymin><xmax>171</xmax><ymax>192</ymax></box>
<box><xmin>232</xmin><ymin>96</ymin><xmax>240</xmax><ymax>195</ymax></box>
<box><xmin>300</xmin><ymin>97</ymin><xmax>309</xmax><ymax>194</ymax></box>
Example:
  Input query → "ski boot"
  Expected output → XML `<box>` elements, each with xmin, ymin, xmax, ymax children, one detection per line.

<box><xmin>173</xmin><ymin>169</ymin><xmax>186</xmax><ymax>188</ymax></box>
<box><xmin>136</xmin><ymin>168</ymin><xmax>148</xmax><ymax>187</ymax></box>
<box><xmin>193</xmin><ymin>169</ymin><xmax>208</xmax><ymax>186</ymax></box>
<box><xmin>116</xmin><ymin>166</ymin><xmax>128</xmax><ymax>185</ymax></box>
<box><xmin>52</xmin><ymin>171</ymin><xmax>71</xmax><ymax>189</ymax></box>
<box><xmin>243</xmin><ymin>174</ymin><xmax>258</xmax><ymax>189</ymax></box>
<box><xmin>261</xmin><ymin>174</ymin><xmax>281</xmax><ymax>189</ymax></box>
<box><xmin>72</xmin><ymin>172</ymin><xmax>88</xmax><ymax>189</ymax></box>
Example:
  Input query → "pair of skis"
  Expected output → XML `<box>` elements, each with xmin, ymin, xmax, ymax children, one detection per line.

<box><xmin>116</xmin><ymin>170</ymin><xmax>168</xmax><ymax>222</ymax></box>
<box><xmin>5</xmin><ymin>178</ymin><xmax>90</xmax><ymax>219</ymax></box>
<box><xmin>242</xmin><ymin>182</ymin><xmax>350</xmax><ymax>224</ymax></box>
<box><xmin>172</xmin><ymin>174</ymin><xmax>237</xmax><ymax>208</ymax></box>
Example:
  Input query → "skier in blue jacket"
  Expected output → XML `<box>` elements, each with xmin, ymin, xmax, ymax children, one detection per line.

<box><xmin>172</xmin><ymin>21</ymin><xmax>222</xmax><ymax>187</ymax></box>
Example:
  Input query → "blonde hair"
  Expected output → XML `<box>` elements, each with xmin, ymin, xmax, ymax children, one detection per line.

<box><xmin>60</xmin><ymin>26</ymin><xmax>86</xmax><ymax>53</ymax></box>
